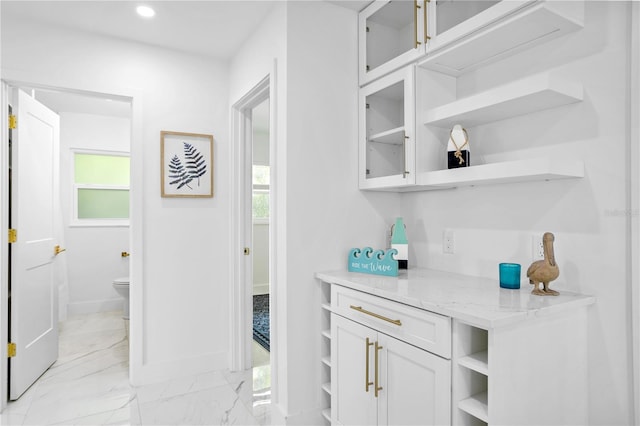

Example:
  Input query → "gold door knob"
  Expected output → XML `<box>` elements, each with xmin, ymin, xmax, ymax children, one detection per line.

<box><xmin>54</xmin><ymin>245</ymin><xmax>66</xmax><ymax>256</ymax></box>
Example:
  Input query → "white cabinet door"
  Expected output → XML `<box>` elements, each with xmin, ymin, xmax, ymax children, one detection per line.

<box><xmin>377</xmin><ymin>333</ymin><xmax>451</xmax><ymax>426</ymax></box>
<box><xmin>359</xmin><ymin>0</ymin><xmax>426</xmax><ymax>86</ymax></box>
<box><xmin>332</xmin><ymin>314</ymin><xmax>377</xmax><ymax>426</ymax></box>
<box><xmin>332</xmin><ymin>313</ymin><xmax>451</xmax><ymax>426</ymax></box>
<box><xmin>359</xmin><ymin>66</ymin><xmax>416</xmax><ymax>190</ymax></box>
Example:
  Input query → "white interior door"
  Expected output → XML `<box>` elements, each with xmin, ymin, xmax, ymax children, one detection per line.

<box><xmin>9</xmin><ymin>89</ymin><xmax>60</xmax><ymax>400</ymax></box>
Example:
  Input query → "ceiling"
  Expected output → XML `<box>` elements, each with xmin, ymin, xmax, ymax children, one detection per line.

<box><xmin>1</xmin><ymin>0</ymin><xmax>371</xmax><ymax>116</ymax></box>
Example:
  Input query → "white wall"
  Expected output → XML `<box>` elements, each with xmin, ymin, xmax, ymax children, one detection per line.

<box><xmin>404</xmin><ymin>2</ymin><xmax>634</xmax><ymax>424</ymax></box>
<box><xmin>59</xmin><ymin>112</ymin><xmax>130</xmax><ymax>315</ymax></box>
<box><xmin>230</xmin><ymin>2</ymin><xmax>402</xmax><ymax>422</ymax></box>
<box><xmin>2</xmin><ymin>17</ymin><xmax>232</xmax><ymax>384</ymax></box>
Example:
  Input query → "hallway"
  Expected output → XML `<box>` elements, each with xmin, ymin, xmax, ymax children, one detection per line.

<box><xmin>2</xmin><ymin>311</ymin><xmax>270</xmax><ymax>425</ymax></box>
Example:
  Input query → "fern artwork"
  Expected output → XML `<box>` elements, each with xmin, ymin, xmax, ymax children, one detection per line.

<box><xmin>161</xmin><ymin>131</ymin><xmax>214</xmax><ymax>198</ymax></box>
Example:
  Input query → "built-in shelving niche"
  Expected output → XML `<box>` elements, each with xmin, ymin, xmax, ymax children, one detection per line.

<box><xmin>405</xmin><ymin>70</ymin><xmax>584</xmax><ymax>192</ymax></box>
<box><xmin>320</xmin><ymin>281</ymin><xmax>332</xmax><ymax>423</ymax></box>
<box><xmin>453</xmin><ymin>322</ymin><xmax>489</xmax><ymax>426</ymax></box>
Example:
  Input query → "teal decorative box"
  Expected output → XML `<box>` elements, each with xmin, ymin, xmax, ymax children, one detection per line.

<box><xmin>348</xmin><ymin>247</ymin><xmax>399</xmax><ymax>277</ymax></box>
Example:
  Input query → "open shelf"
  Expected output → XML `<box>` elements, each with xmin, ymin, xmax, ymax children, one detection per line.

<box><xmin>413</xmin><ymin>157</ymin><xmax>583</xmax><ymax>190</ymax></box>
<box><xmin>322</xmin><ymin>382</ymin><xmax>332</xmax><ymax>396</ymax></box>
<box><xmin>322</xmin><ymin>356</ymin><xmax>332</xmax><ymax>368</ymax></box>
<box><xmin>419</xmin><ymin>1</ymin><xmax>584</xmax><ymax>76</ymax></box>
<box><xmin>321</xmin><ymin>303</ymin><xmax>333</xmax><ymax>312</ymax></box>
<box><xmin>322</xmin><ymin>329</ymin><xmax>331</xmax><ymax>339</ymax></box>
<box><xmin>322</xmin><ymin>408</ymin><xmax>331</xmax><ymax>422</ymax></box>
<box><xmin>458</xmin><ymin>350</ymin><xmax>488</xmax><ymax>376</ymax></box>
<box><xmin>369</xmin><ymin>126</ymin><xmax>405</xmax><ymax>145</ymax></box>
<box><xmin>422</xmin><ymin>72</ymin><xmax>583</xmax><ymax>128</ymax></box>
<box><xmin>459</xmin><ymin>391</ymin><xmax>489</xmax><ymax>423</ymax></box>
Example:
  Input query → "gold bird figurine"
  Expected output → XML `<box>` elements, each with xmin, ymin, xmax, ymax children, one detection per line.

<box><xmin>527</xmin><ymin>232</ymin><xmax>560</xmax><ymax>296</ymax></box>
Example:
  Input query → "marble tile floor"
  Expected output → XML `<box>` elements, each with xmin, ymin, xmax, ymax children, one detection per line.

<box><xmin>1</xmin><ymin>311</ymin><xmax>271</xmax><ymax>425</ymax></box>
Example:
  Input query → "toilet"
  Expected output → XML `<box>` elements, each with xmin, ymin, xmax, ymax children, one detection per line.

<box><xmin>112</xmin><ymin>277</ymin><xmax>130</xmax><ymax>320</ymax></box>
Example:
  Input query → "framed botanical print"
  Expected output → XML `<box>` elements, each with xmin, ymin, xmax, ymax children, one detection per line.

<box><xmin>161</xmin><ymin>131</ymin><xmax>214</xmax><ymax>198</ymax></box>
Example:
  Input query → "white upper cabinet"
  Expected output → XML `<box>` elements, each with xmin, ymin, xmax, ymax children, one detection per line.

<box><xmin>359</xmin><ymin>0</ymin><xmax>584</xmax><ymax>85</ymax></box>
<box><xmin>359</xmin><ymin>66</ymin><xmax>416</xmax><ymax>190</ymax></box>
<box><xmin>359</xmin><ymin>0</ymin><xmax>426</xmax><ymax>86</ymax></box>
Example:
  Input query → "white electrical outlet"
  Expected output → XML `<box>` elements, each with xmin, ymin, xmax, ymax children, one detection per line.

<box><xmin>531</xmin><ymin>234</ymin><xmax>544</xmax><ymax>260</ymax></box>
<box><xmin>443</xmin><ymin>229</ymin><xmax>455</xmax><ymax>254</ymax></box>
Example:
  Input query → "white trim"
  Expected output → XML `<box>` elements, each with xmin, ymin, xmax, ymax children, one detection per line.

<box><xmin>230</xmin><ymin>74</ymin><xmax>271</xmax><ymax>372</ymax></box>
<box><xmin>631</xmin><ymin>3</ymin><xmax>640</xmax><ymax>423</ymax></box>
<box><xmin>0</xmin><ymin>82</ymin><xmax>10</xmax><ymax>410</ymax></box>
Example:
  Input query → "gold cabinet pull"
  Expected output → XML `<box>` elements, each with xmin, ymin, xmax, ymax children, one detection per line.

<box><xmin>121</xmin><ymin>251</ymin><xmax>130</xmax><ymax>258</ymax></box>
<box><xmin>54</xmin><ymin>245</ymin><xmax>66</xmax><ymax>256</ymax></box>
<box><xmin>424</xmin><ymin>0</ymin><xmax>431</xmax><ymax>42</ymax></box>
<box><xmin>414</xmin><ymin>0</ymin><xmax>421</xmax><ymax>48</ymax></box>
<box><xmin>350</xmin><ymin>305</ymin><xmax>402</xmax><ymax>326</ymax></box>
<box><xmin>374</xmin><ymin>341</ymin><xmax>383</xmax><ymax>397</ymax></box>
<box><xmin>365</xmin><ymin>337</ymin><xmax>374</xmax><ymax>392</ymax></box>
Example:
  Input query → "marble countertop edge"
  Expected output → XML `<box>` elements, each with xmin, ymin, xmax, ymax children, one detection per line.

<box><xmin>315</xmin><ymin>269</ymin><xmax>596</xmax><ymax>329</ymax></box>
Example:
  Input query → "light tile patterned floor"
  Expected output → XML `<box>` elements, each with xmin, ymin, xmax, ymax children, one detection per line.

<box><xmin>1</xmin><ymin>311</ymin><xmax>270</xmax><ymax>425</ymax></box>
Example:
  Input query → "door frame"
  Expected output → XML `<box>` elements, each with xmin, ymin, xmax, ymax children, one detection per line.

<box><xmin>229</xmin><ymin>71</ymin><xmax>277</xmax><ymax>374</ymax></box>
<box><xmin>0</xmin><ymin>76</ymin><xmax>143</xmax><ymax>407</ymax></box>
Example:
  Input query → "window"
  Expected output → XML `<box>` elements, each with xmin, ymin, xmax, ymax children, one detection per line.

<box><xmin>252</xmin><ymin>165</ymin><xmax>269</xmax><ymax>223</ymax></box>
<box><xmin>73</xmin><ymin>151</ymin><xmax>130</xmax><ymax>226</ymax></box>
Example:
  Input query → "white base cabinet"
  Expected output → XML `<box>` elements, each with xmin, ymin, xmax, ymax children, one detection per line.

<box><xmin>318</xmin><ymin>269</ymin><xmax>594</xmax><ymax>426</ymax></box>
<box><xmin>331</xmin><ymin>312</ymin><xmax>451</xmax><ymax>426</ymax></box>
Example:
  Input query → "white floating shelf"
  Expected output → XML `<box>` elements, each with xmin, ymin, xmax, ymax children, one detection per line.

<box><xmin>458</xmin><ymin>391</ymin><xmax>489</xmax><ymax>423</ymax></box>
<box><xmin>321</xmin><ymin>303</ymin><xmax>333</xmax><ymax>312</ymax></box>
<box><xmin>322</xmin><ymin>356</ymin><xmax>332</xmax><ymax>368</ymax></box>
<box><xmin>458</xmin><ymin>351</ymin><xmax>488</xmax><ymax>376</ymax></box>
<box><xmin>322</xmin><ymin>409</ymin><xmax>331</xmax><ymax>423</ymax></box>
<box><xmin>419</xmin><ymin>1</ymin><xmax>584</xmax><ymax>76</ymax></box>
<box><xmin>422</xmin><ymin>72</ymin><xmax>583</xmax><ymax>128</ymax></box>
<box><xmin>369</xmin><ymin>126</ymin><xmax>405</xmax><ymax>145</ymax></box>
<box><xmin>322</xmin><ymin>382</ymin><xmax>332</xmax><ymax>395</ymax></box>
<box><xmin>415</xmin><ymin>158</ymin><xmax>584</xmax><ymax>190</ymax></box>
<box><xmin>322</xmin><ymin>330</ymin><xmax>331</xmax><ymax>340</ymax></box>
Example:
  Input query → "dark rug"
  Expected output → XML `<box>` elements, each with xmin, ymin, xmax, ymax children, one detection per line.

<box><xmin>253</xmin><ymin>294</ymin><xmax>270</xmax><ymax>352</ymax></box>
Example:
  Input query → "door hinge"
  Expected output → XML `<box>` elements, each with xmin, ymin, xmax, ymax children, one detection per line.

<box><xmin>8</xmin><ymin>115</ymin><xmax>16</xmax><ymax>130</ymax></box>
<box><xmin>8</xmin><ymin>229</ymin><xmax>17</xmax><ymax>244</ymax></box>
<box><xmin>7</xmin><ymin>343</ymin><xmax>16</xmax><ymax>358</ymax></box>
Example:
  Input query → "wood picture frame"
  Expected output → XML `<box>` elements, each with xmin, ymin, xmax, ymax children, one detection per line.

<box><xmin>161</xmin><ymin>131</ymin><xmax>214</xmax><ymax>198</ymax></box>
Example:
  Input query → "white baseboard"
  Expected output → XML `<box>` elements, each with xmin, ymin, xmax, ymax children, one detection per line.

<box><xmin>253</xmin><ymin>283</ymin><xmax>269</xmax><ymax>296</ymax></box>
<box><xmin>67</xmin><ymin>298</ymin><xmax>123</xmax><ymax>316</ymax></box>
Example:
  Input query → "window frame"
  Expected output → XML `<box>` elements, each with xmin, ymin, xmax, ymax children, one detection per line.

<box><xmin>70</xmin><ymin>148</ymin><xmax>130</xmax><ymax>228</ymax></box>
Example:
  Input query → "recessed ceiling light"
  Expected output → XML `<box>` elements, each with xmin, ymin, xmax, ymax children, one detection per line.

<box><xmin>136</xmin><ymin>5</ymin><xmax>155</xmax><ymax>18</ymax></box>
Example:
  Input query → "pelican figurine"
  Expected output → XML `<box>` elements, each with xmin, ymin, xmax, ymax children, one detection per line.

<box><xmin>527</xmin><ymin>232</ymin><xmax>560</xmax><ymax>296</ymax></box>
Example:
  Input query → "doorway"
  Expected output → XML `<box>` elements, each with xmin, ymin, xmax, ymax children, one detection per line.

<box><xmin>250</xmin><ymin>96</ymin><xmax>271</xmax><ymax>396</ymax></box>
<box><xmin>3</xmin><ymin>84</ymin><xmax>133</xmax><ymax>402</ymax></box>
<box><xmin>230</xmin><ymin>75</ymin><xmax>276</xmax><ymax>409</ymax></box>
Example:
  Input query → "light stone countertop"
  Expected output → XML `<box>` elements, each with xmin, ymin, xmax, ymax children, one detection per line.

<box><xmin>315</xmin><ymin>268</ymin><xmax>596</xmax><ymax>329</ymax></box>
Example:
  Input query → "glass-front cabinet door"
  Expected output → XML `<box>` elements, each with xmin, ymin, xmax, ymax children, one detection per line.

<box><xmin>359</xmin><ymin>66</ymin><xmax>415</xmax><ymax>190</ymax></box>
<box><xmin>359</xmin><ymin>0</ymin><xmax>427</xmax><ymax>86</ymax></box>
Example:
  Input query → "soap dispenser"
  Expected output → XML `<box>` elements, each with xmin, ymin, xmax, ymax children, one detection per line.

<box><xmin>391</xmin><ymin>217</ymin><xmax>408</xmax><ymax>269</ymax></box>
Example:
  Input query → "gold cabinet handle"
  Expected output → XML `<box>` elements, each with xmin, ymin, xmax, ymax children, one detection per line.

<box><xmin>403</xmin><ymin>133</ymin><xmax>410</xmax><ymax>179</ymax></box>
<box><xmin>121</xmin><ymin>251</ymin><xmax>130</xmax><ymax>258</ymax></box>
<box><xmin>424</xmin><ymin>0</ymin><xmax>431</xmax><ymax>42</ymax></box>
<box><xmin>374</xmin><ymin>341</ymin><xmax>383</xmax><ymax>397</ymax></box>
<box><xmin>365</xmin><ymin>337</ymin><xmax>374</xmax><ymax>392</ymax></box>
<box><xmin>350</xmin><ymin>305</ymin><xmax>402</xmax><ymax>326</ymax></box>
<box><xmin>54</xmin><ymin>245</ymin><xmax>66</xmax><ymax>256</ymax></box>
<box><xmin>414</xmin><ymin>0</ymin><xmax>422</xmax><ymax>48</ymax></box>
